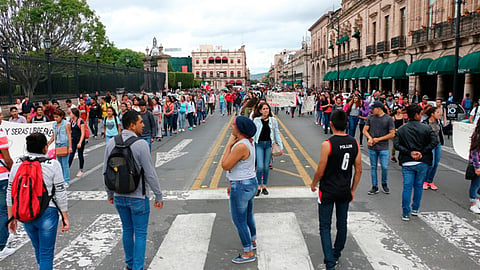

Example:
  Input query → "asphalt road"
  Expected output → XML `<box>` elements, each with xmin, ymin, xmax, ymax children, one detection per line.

<box><xmin>1</xmin><ymin>109</ymin><xmax>479</xmax><ymax>270</ymax></box>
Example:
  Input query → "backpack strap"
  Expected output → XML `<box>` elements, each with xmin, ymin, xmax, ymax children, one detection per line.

<box><xmin>122</xmin><ymin>136</ymin><xmax>146</xmax><ymax>195</ymax></box>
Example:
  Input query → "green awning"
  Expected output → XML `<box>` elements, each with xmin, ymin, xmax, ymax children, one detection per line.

<box><xmin>323</xmin><ymin>71</ymin><xmax>332</xmax><ymax>81</ymax></box>
<box><xmin>406</xmin><ymin>58</ymin><xmax>433</xmax><ymax>76</ymax></box>
<box><xmin>343</xmin><ymin>35</ymin><xmax>349</xmax><ymax>42</ymax></box>
<box><xmin>459</xmin><ymin>51</ymin><xmax>480</xmax><ymax>74</ymax></box>
<box><xmin>328</xmin><ymin>44</ymin><xmax>333</xmax><ymax>49</ymax></box>
<box><xmin>351</xmin><ymin>66</ymin><xmax>364</xmax><ymax>80</ymax></box>
<box><xmin>358</xmin><ymin>65</ymin><xmax>376</xmax><ymax>79</ymax></box>
<box><xmin>352</xmin><ymin>30</ymin><xmax>360</xmax><ymax>38</ymax></box>
<box><xmin>330</xmin><ymin>71</ymin><xmax>339</xmax><ymax>81</ymax></box>
<box><xmin>344</xmin><ymin>68</ymin><xmax>357</xmax><ymax>80</ymax></box>
<box><xmin>427</xmin><ymin>55</ymin><xmax>457</xmax><ymax>75</ymax></box>
<box><xmin>281</xmin><ymin>80</ymin><xmax>301</xmax><ymax>85</ymax></box>
<box><xmin>383</xmin><ymin>60</ymin><xmax>408</xmax><ymax>79</ymax></box>
<box><xmin>339</xmin><ymin>69</ymin><xmax>349</xmax><ymax>80</ymax></box>
<box><xmin>369</xmin><ymin>62</ymin><xmax>389</xmax><ymax>79</ymax></box>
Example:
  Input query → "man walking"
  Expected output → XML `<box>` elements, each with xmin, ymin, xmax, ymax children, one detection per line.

<box><xmin>138</xmin><ymin>100</ymin><xmax>156</xmax><ymax>152</ymax></box>
<box><xmin>104</xmin><ymin>110</ymin><xmax>163</xmax><ymax>270</ymax></box>
<box><xmin>311</xmin><ymin>110</ymin><xmax>362</xmax><ymax>270</ymax></box>
<box><xmin>394</xmin><ymin>105</ymin><xmax>438</xmax><ymax>221</ymax></box>
<box><xmin>363</xmin><ymin>101</ymin><xmax>395</xmax><ymax>194</ymax></box>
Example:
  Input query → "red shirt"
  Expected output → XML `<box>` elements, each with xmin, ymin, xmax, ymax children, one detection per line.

<box><xmin>225</xmin><ymin>93</ymin><xmax>234</xmax><ymax>102</ymax></box>
<box><xmin>78</xmin><ymin>105</ymin><xmax>90</xmax><ymax>121</ymax></box>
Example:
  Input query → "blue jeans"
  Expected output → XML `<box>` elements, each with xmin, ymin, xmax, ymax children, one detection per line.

<box><xmin>316</xmin><ymin>110</ymin><xmax>323</xmax><ymax>124</ymax></box>
<box><xmin>318</xmin><ymin>201</ymin><xmax>349</xmax><ymax>270</ymax></box>
<box><xmin>469</xmin><ymin>175</ymin><xmax>480</xmax><ymax>201</ymax></box>
<box><xmin>0</xmin><ymin>180</ymin><xmax>8</xmax><ymax>249</ymax></box>
<box><xmin>56</xmin><ymin>155</ymin><xmax>70</xmax><ymax>184</ymax></box>
<box><xmin>425</xmin><ymin>143</ymin><xmax>441</xmax><ymax>183</ymax></box>
<box><xmin>368</xmin><ymin>149</ymin><xmax>390</xmax><ymax>187</ymax></box>
<box><xmin>235</xmin><ymin>104</ymin><xmax>241</xmax><ymax>115</ymax></box>
<box><xmin>402</xmin><ymin>163</ymin><xmax>428</xmax><ymax>216</ymax></box>
<box><xmin>163</xmin><ymin>116</ymin><xmax>173</xmax><ymax>134</ymax></box>
<box><xmin>106</xmin><ymin>135</ymin><xmax>114</xmax><ymax>142</ymax></box>
<box><xmin>229</xmin><ymin>178</ymin><xmax>258</xmax><ymax>252</ymax></box>
<box><xmin>220</xmin><ymin>101</ymin><xmax>226</xmax><ymax>114</ymax></box>
<box><xmin>114</xmin><ymin>196</ymin><xmax>150</xmax><ymax>270</ymax></box>
<box><xmin>172</xmin><ymin>113</ymin><xmax>178</xmax><ymax>131</ymax></box>
<box><xmin>187</xmin><ymin>112</ymin><xmax>194</xmax><ymax>127</ymax></box>
<box><xmin>196</xmin><ymin>111</ymin><xmax>204</xmax><ymax>125</ymax></box>
<box><xmin>255</xmin><ymin>141</ymin><xmax>272</xmax><ymax>186</ymax></box>
<box><xmin>178</xmin><ymin>112</ymin><xmax>186</xmax><ymax>129</ymax></box>
<box><xmin>323</xmin><ymin>112</ymin><xmax>331</xmax><ymax>131</ymax></box>
<box><xmin>23</xmin><ymin>207</ymin><xmax>59</xmax><ymax>270</ymax></box>
<box><xmin>348</xmin><ymin>116</ymin><xmax>359</xmax><ymax>137</ymax></box>
<box><xmin>141</xmin><ymin>137</ymin><xmax>152</xmax><ymax>152</ymax></box>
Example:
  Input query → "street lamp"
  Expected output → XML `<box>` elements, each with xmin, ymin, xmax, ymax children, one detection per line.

<box><xmin>44</xmin><ymin>38</ymin><xmax>52</xmax><ymax>100</ymax></box>
<box><xmin>453</xmin><ymin>0</ymin><xmax>464</xmax><ymax>100</ymax></box>
<box><xmin>1</xmin><ymin>39</ymin><xmax>13</xmax><ymax>104</ymax></box>
<box><xmin>302</xmin><ymin>40</ymin><xmax>309</xmax><ymax>89</ymax></box>
<box><xmin>329</xmin><ymin>13</ymin><xmax>341</xmax><ymax>91</ymax></box>
<box><xmin>125</xmin><ymin>55</ymin><xmax>130</xmax><ymax>92</ymax></box>
<box><xmin>95</xmin><ymin>50</ymin><xmax>100</xmax><ymax>92</ymax></box>
<box><xmin>74</xmin><ymin>53</ymin><xmax>79</xmax><ymax>98</ymax></box>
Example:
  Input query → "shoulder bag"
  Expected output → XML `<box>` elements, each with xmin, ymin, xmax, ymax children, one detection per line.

<box><xmin>465</xmin><ymin>163</ymin><xmax>476</xmax><ymax>180</ymax></box>
<box><xmin>271</xmin><ymin>119</ymin><xmax>283</xmax><ymax>157</ymax></box>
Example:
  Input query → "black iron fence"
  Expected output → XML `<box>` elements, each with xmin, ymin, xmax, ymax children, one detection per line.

<box><xmin>0</xmin><ymin>53</ymin><xmax>166</xmax><ymax>105</ymax></box>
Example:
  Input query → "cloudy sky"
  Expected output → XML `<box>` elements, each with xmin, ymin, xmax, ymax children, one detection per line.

<box><xmin>87</xmin><ymin>0</ymin><xmax>341</xmax><ymax>74</ymax></box>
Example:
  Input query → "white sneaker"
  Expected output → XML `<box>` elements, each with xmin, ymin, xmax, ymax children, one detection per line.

<box><xmin>0</xmin><ymin>247</ymin><xmax>15</xmax><ymax>259</ymax></box>
<box><xmin>470</xmin><ymin>204</ymin><xmax>480</xmax><ymax>214</ymax></box>
<box><xmin>65</xmin><ymin>183</ymin><xmax>69</xmax><ymax>188</ymax></box>
<box><xmin>76</xmin><ymin>171</ymin><xmax>84</xmax><ymax>178</ymax></box>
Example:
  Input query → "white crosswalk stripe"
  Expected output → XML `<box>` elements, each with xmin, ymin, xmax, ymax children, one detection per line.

<box><xmin>1</xmin><ymin>210</ymin><xmax>479</xmax><ymax>269</ymax></box>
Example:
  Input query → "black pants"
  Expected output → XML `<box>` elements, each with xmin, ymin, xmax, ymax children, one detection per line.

<box><xmin>69</xmin><ymin>137</ymin><xmax>85</xmax><ymax>170</ymax></box>
<box><xmin>89</xmin><ymin>118</ymin><xmax>98</xmax><ymax>137</ymax></box>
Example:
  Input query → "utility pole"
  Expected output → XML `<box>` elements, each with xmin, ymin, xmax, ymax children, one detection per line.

<box><xmin>452</xmin><ymin>0</ymin><xmax>463</xmax><ymax>100</ymax></box>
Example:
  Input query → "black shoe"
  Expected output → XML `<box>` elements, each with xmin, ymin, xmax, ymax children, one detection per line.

<box><xmin>256</xmin><ymin>190</ymin><xmax>261</xmax><ymax>197</ymax></box>
<box><xmin>391</xmin><ymin>157</ymin><xmax>397</xmax><ymax>163</ymax></box>
<box><xmin>368</xmin><ymin>186</ymin><xmax>379</xmax><ymax>195</ymax></box>
<box><xmin>324</xmin><ymin>129</ymin><xmax>328</xmax><ymax>134</ymax></box>
<box><xmin>382</xmin><ymin>184</ymin><xmax>390</xmax><ymax>194</ymax></box>
<box><xmin>262</xmin><ymin>188</ymin><xmax>269</xmax><ymax>195</ymax></box>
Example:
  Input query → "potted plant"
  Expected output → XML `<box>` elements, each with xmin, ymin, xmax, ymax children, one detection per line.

<box><xmin>421</xmin><ymin>25</ymin><xmax>427</xmax><ymax>30</ymax></box>
<box><xmin>432</xmin><ymin>23</ymin><xmax>437</xmax><ymax>28</ymax></box>
<box><xmin>464</xmin><ymin>9</ymin><xmax>470</xmax><ymax>16</ymax></box>
<box><xmin>477</xmin><ymin>6</ymin><xmax>480</xmax><ymax>13</ymax></box>
<box><xmin>409</xmin><ymin>30</ymin><xmax>414</xmax><ymax>35</ymax></box>
<box><xmin>447</xmin><ymin>16</ymin><xmax>452</xmax><ymax>22</ymax></box>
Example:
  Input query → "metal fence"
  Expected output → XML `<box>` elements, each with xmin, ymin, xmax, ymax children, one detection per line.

<box><xmin>0</xmin><ymin>52</ymin><xmax>166</xmax><ymax>105</ymax></box>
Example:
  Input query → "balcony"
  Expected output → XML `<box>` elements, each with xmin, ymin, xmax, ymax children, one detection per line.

<box><xmin>391</xmin><ymin>36</ymin><xmax>406</xmax><ymax>51</ymax></box>
<box><xmin>349</xmin><ymin>50</ymin><xmax>361</xmax><ymax>61</ymax></box>
<box><xmin>339</xmin><ymin>54</ymin><xmax>347</xmax><ymax>63</ymax></box>
<box><xmin>328</xmin><ymin>57</ymin><xmax>338</xmax><ymax>66</ymax></box>
<box><xmin>366</xmin><ymin>45</ymin><xmax>376</xmax><ymax>56</ymax></box>
<box><xmin>376</xmin><ymin>41</ymin><xmax>390</xmax><ymax>54</ymax></box>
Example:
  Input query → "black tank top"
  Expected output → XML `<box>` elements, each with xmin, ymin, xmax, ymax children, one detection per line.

<box><xmin>319</xmin><ymin>135</ymin><xmax>359</xmax><ymax>204</ymax></box>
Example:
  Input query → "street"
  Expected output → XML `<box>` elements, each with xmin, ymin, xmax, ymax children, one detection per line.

<box><xmin>1</xmin><ymin>111</ymin><xmax>479</xmax><ymax>270</ymax></box>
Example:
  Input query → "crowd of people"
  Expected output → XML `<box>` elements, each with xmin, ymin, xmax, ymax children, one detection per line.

<box><xmin>0</xmin><ymin>85</ymin><xmax>479</xmax><ymax>269</ymax></box>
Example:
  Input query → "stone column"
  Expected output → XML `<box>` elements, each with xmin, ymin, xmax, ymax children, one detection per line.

<box><xmin>358</xmin><ymin>80</ymin><xmax>363</xmax><ymax>93</ymax></box>
<box><xmin>378</xmin><ymin>79</ymin><xmax>383</xmax><ymax>92</ymax></box>
<box><xmin>392</xmin><ymin>79</ymin><xmax>396</xmax><ymax>93</ymax></box>
<box><xmin>436</xmin><ymin>75</ymin><xmax>444</xmax><ymax>100</ymax></box>
<box><xmin>408</xmin><ymin>76</ymin><xmax>416</xmax><ymax>100</ymax></box>
<box><xmin>464</xmin><ymin>73</ymin><xmax>474</xmax><ymax>99</ymax></box>
<box><xmin>367</xmin><ymin>79</ymin><xmax>372</xmax><ymax>93</ymax></box>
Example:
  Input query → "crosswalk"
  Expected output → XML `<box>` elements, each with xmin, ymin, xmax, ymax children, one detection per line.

<box><xmin>1</xmin><ymin>209</ymin><xmax>479</xmax><ymax>269</ymax></box>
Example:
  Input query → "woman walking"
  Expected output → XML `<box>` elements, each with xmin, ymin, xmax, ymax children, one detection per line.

<box><xmin>152</xmin><ymin>98</ymin><xmax>163</xmax><ymax>140</ymax></box>
<box><xmin>390</xmin><ymin>106</ymin><xmax>405</xmax><ymax>163</ymax></box>
<box><xmin>172</xmin><ymin>96</ymin><xmax>180</xmax><ymax>134</ymax></box>
<box><xmin>68</xmin><ymin>108</ymin><xmax>86</xmax><ymax>178</ymax></box>
<box><xmin>221</xmin><ymin>116</ymin><xmax>258</xmax><ymax>264</ymax></box>
<box><xmin>163</xmin><ymin>96</ymin><xmax>174</xmax><ymax>136</ymax></box>
<box><xmin>103</xmin><ymin>107</ymin><xmax>121</xmax><ymax>142</ymax></box>
<box><xmin>423</xmin><ymin>106</ymin><xmax>444</xmax><ymax>190</ymax></box>
<box><xmin>321</xmin><ymin>92</ymin><xmax>333</xmax><ymax>134</ymax></box>
<box><xmin>253</xmin><ymin>102</ymin><xmax>283</xmax><ymax>196</ymax></box>
<box><xmin>358</xmin><ymin>99</ymin><xmax>370</xmax><ymax>146</ymax></box>
<box><xmin>346</xmin><ymin>95</ymin><xmax>362</xmax><ymax>137</ymax></box>
<box><xmin>467</xmin><ymin>119</ymin><xmax>480</xmax><ymax>213</ymax></box>
<box><xmin>186</xmin><ymin>95</ymin><xmax>196</xmax><ymax>131</ymax></box>
<box><xmin>178</xmin><ymin>96</ymin><xmax>187</xmax><ymax>132</ymax></box>
<box><xmin>48</xmin><ymin>109</ymin><xmax>72</xmax><ymax>186</ymax></box>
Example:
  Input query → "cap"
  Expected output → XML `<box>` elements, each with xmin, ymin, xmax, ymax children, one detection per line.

<box><xmin>422</xmin><ymin>95</ymin><xmax>429</xmax><ymax>100</ymax></box>
<box><xmin>138</xmin><ymin>100</ymin><xmax>147</xmax><ymax>106</ymax></box>
<box><xmin>371</xmin><ymin>101</ymin><xmax>384</xmax><ymax>109</ymax></box>
<box><xmin>235</xmin><ymin>116</ymin><xmax>257</xmax><ymax>138</ymax></box>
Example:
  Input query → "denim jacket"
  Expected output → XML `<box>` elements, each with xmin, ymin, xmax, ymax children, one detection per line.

<box><xmin>253</xmin><ymin>117</ymin><xmax>283</xmax><ymax>150</ymax></box>
<box><xmin>54</xmin><ymin>119</ymin><xmax>69</xmax><ymax>147</ymax></box>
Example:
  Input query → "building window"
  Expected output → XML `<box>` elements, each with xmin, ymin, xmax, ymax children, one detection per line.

<box><xmin>196</xmin><ymin>60</ymin><xmax>199</xmax><ymax>64</ymax></box>
<box><xmin>210</xmin><ymin>71</ymin><xmax>213</xmax><ymax>77</ymax></box>
<box><xmin>230</xmin><ymin>71</ymin><xmax>234</xmax><ymax>78</ymax></box>
<box><xmin>237</xmin><ymin>71</ymin><xmax>241</xmax><ymax>77</ymax></box>
<box><xmin>237</xmin><ymin>59</ymin><xmax>241</xmax><ymax>64</ymax></box>
<box><xmin>215</xmin><ymin>57</ymin><xmax>221</xmax><ymax>64</ymax></box>
<box><xmin>384</xmin><ymin>15</ymin><xmax>389</xmax><ymax>41</ymax></box>
<box><xmin>372</xmin><ymin>21</ymin><xmax>377</xmax><ymax>45</ymax></box>
<box><xmin>230</xmin><ymin>59</ymin><xmax>233</xmax><ymax>64</ymax></box>
<box><xmin>208</xmin><ymin>57</ymin><xmax>214</xmax><ymax>64</ymax></box>
<box><xmin>222</xmin><ymin>57</ymin><xmax>228</xmax><ymax>63</ymax></box>
<box><xmin>203</xmin><ymin>60</ymin><xmax>206</xmax><ymax>64</ymax></box>
<box><xmin>400</xmin><ymin>8</ymin><xmax>406</xmax><ymax>36</ymax></box>
<box><xmin>196</xmin><ymin>71</ymin><xmax>200</xmax><ymax>78</ymax></box>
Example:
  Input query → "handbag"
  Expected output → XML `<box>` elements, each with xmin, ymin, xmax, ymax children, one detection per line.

<box><xmin>55</xmin><ymin>146</ymin><xmax>69</xmax><ymax>157</ymax></box>
<box><xmin>271</xmin><ymin>142</ymin><xmax>282</xmax><ymax>157</ymax></box>
<box><xmin>465</xmin><ymin>163</ymin><xmax>476</xmax><ymax>180</ymax></box>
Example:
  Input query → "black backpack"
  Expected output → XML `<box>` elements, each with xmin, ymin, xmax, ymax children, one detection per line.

<box><xmin>104</xmin><ymin>135</ymin><xmax>145</xmax><ymax>194</ymax></box>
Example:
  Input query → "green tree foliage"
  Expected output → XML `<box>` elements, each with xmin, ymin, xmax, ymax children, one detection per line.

<box><xmin>168</xmin><ymin>72</ymin><xmax>195</xmax><ymax>89</ymax></box>
<box><xmin>0</xmin><ymin>0</ymin><xmax>108</xmax><ymax>97</ymax></box>
<box><xmin>167</xmin><ymin>60</ymin><xmax>174</xmax><ymax>72</ymax></box>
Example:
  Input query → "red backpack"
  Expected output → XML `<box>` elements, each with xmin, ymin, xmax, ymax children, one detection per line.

<box><xmin>9</xmin><ymin>157</ymin><xmax>60</xmax><ymax>223</ymax></box>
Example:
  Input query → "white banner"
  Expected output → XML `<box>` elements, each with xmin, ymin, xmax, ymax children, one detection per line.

<box><xmin>266</xmin><ymin>92</ymin><xmax>296</xmax><ymax>107</ymax></box>
<box><xmin>303</xmin><ymin>96</ymin><xmax>315</xmax><ymax>112</ymax></box>
<box><xmin>0</xmin><ymin>121</ymin><xmax>55</xmax><ymax>160</ymax></box>
<box><xmin>452</xmin><ymin>121</ymin><xmax>475</xmax><ymax>160</ymax></box>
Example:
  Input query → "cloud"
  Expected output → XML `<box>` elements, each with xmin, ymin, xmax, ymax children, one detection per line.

<box><xmin>87</xmin><ymin>0</ymin><xmax>341</xmax><ymax>74</ymax></box>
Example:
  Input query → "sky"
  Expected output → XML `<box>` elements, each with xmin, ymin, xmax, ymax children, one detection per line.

<box><xmin>87</xmin><ymin>0</ymin><xmax>342</xmax><ymax>74</ymax></box>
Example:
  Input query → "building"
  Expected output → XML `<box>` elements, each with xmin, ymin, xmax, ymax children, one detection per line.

<box><xmin>191</xmin><ymin>45</ymin><xmax>249</xmax><ymax>89</ymax></box>
<box><xmin>309</xmin><ymin>0</ymin><xmax>480</xmax><ymax>101</ymax></box>
<box><xmin>170</xmin><ymin>57</ymin><xmax>192</xmax><ymax>72</ymax></box>
<box><xmin>270</xmin><ymin>40</ymin><xmax>311</xmax><ymax>89</ymax></box>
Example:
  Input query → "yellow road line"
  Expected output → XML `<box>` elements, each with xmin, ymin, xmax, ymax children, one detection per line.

<box><xmin>191</xmin><ymin>115</ymin><xmax>234</xmax><ymax>190</ymax></box>
<box><xmin>272</xmin><ymin>168</ymin><xmax>302</xmax><ymax>178</ymax></box>
<box><xmin>276</xmin><ymin>117</ymin><xmax>318</xmax><ymax>169</ymax></box>
<box><xmin>278</xmin><ymin>125</ymin><xmax>312</xmax><ymax>186</ymax></box>
<box><xmin>209</xmin><ymin>134</ymin><xmax>232</xmax><ymax>189</ymax></box>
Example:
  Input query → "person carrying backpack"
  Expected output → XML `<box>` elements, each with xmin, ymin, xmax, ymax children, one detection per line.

<box><xmin>103</xmin><ymin>110</ymin><xmax>163</xmax><ymax>270</ymax></box>
<box><xmin>462</xmin><ymin>93</ymin><xmax>473</xmax><ymax>118</ymax></box>
<box><xmin>7</xmin><ymin>133</ymin><xmax>69</xmax><ymax>270</ymax></box>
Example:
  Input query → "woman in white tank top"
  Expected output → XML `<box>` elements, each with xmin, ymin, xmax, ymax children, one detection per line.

<box><xmin>221</xmin><ymin>116</ymin><xmax>258</xmax><ymax>264</ymax></box>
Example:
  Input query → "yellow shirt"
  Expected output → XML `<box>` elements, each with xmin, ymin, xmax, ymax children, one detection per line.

<box><xmin>101</xmin><ymin>103</ymin><xmax>109</xmax><ymax>118</ymax></box>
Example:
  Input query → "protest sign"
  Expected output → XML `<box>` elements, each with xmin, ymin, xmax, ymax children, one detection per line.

<box><xmin>266</xmin><ymin>92</ymin><xmax>296</xmax><ymax>107</ymax></box>
<box><xmin>0</xmin><ymin>121</ymin><xmax>55</xmax><ymax>160</ymax></box>
<box><xmin>303</xmin><ymin>96</ymin><xmax>315</xmax><ymax>112</ymax></box>
<box><xmin>452</xmin><ymin>121</ymin><xmax>475</xmax><ymax>160</ymax></box>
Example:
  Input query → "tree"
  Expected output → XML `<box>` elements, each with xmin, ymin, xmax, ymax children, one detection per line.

<box><xmin>0</xmin><ymin>0</ymin><xmax>107</xmax><ymax>97</ymax></box>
